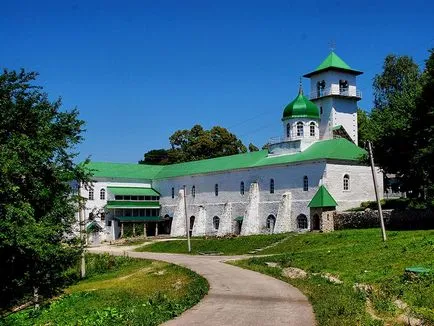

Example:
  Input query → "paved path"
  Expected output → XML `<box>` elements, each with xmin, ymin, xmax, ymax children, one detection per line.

<box><xmin>88</xmin><ymin>246</ymin><xmax>315</xmax><ymax>326</ymax></box>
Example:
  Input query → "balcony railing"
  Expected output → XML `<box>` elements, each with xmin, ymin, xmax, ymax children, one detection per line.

<box><xmin>309</xmin><ymin>87</ymin><xmax>362</xmax><ymax>100</ymax></box>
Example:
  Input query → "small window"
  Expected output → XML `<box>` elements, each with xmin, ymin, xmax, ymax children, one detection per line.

<box><xmin>215</xmin><ymin>184</ymin><xmax>219</xmax><ymax>196</ymax></box>
<box><xmin>115</xmin><ymin>195</ymin><xmax>123</xmax><ymax>200</ymax></box>
<box><xmin>320</xmin><ymin>106</ymin><xmax>323</xmax><ymax>114</ymax></box>
<box><xmin>297</xmin><ymin>214</ymin><xmax>308</xmax><ymax>229</ymax></box>
<box><xmin>107</xmin><ymin>220</ymin><xmax>112</xmax><ymax>227</ymax></box>
<box><xmin>192</xmin><ymin>186</ymin><xmax>196</xmax><ymax>198</ymax></box>
<box><xmin>270</xmin><ymin>179</ymin><xmax>275</xmax><ymax>194</ymax></box>
<box><xmin>88</xmin><ymin>212</ymin><xmax>94</xmax><ymax>220</ymax></box>
<box><xmin>343</xmin><ymin>174</ymin><xmax>350</xmax><ymax>191</ymax></box>
<box><xmin>100</xmin><ymin>188</ymin><xmax>105</xmax><ymax>200</ymax></box>
<box><xmin>286</xmin><ymin>123</ymin><xmax>290</xmax><ymax>138</ymax></box>
<box><xmin>171</xmin><ymin>187</ymin><xmax>174</xmax><ymax>199</ymax></box>
<box><xmin>317</xmin><ymin>80</ymin><xmax>325</xmax><ymax>97</ymax></box>
<box><xmin>88</xmin><ymin>188</ymin><xmax>94</xmax><ymax>200</ymax></box>
<box><xmin>310</xmin><ymin>122</ymin><xmax>315</xmax><ymax>137</ymax></box>
<box><xmin>213</xmin><ymin>216</ymin><xmax>220</xmax><ymax>230</ymax></box>
<box><xmin>296</xmin><ymin>122</ymin><xmax>304</xmax><ymax>137</ymax></box>
<box><xmin>138</xmin><ymin>196</ymin><xmax>144</xmax><ymax>200</ymax></box>
<box><xmin>131</xmin><ymin>196</ymin><xmax>138</xmax><ymax>201</ymax></box>
<box><xmin>100</xmin><ymin>212</ymin><xmax>105</xmax><ymax>220</ymax></box>
<box><xmin>303</xmin><ymin>176</ymin><xmax>308</xmax><ymax>191</ymax></box>
<box><xmin>240</xmin><ymin>181</ymin><xmax>245</xmax><ymax>195</ymax></box>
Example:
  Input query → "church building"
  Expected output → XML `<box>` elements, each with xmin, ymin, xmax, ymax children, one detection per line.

<box><xmin>79</xmin><ymin>52</ymin><xmax>383</xmax><ymax>242</ymax></box>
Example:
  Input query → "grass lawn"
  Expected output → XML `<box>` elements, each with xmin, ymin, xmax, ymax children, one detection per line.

<box><xmin>4</xmin><ymin>254</ymin><xmax>208</xmax><ymax>326</ymax></box>
<box><xmin>232</xmin><ymin>229</ymin><xmax>434</xmax><ymax>325</ymax></box>
<box><xmin>135</xmin><ymin>233</ymin><xmax>288</xmax><ymax>255</ymax></box>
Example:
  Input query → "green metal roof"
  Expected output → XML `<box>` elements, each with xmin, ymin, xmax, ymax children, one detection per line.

<box><xmin>235</xmin><ymin>216</ymin><xmax>244</xmax><ymax>221</ymax></box>
<box><xmin>116</xmin><ymin>216</ymin><xmax>163</xmax><ymax>222</ymax></box>
<box><xmin>107</xmin><ymin>187</ymin><xmax>160</xmax><ymax>196</ymax></box>
<box><xmin>282</xmin><ymin>90</ymin><xmax>320</xmax><ymax>119</ymax></box>
<box><xmin>303</xmin><ymin>52</ymin><xmax>362</xmax><ymax>77</ymax></box>
<box><xmin>308</xmin><ymin>185</ymin><xmax>338</xmax><ymax>208</ymax></box>
<box><xmin>106</xmin><ymin>201</ymin><xmax>160</xmax><ymax>209</ymax></box>
<box><xmin>88</xmin><ymin>162</ymin><xmax>164</xmax><ymax>180</ymax></box>
<box><xmin>86</xmin><ymin>138</ymin><xmax>366</xmax><ymax>181</ymax></box>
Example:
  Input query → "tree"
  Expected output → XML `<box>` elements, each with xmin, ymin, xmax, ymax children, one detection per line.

<box><xmin>140</xmin><ymin>124</ymin><xmax>247</xmax><ymax>164</ymax></box>
<box><xmin>357</xmin><ymin>108</ymin><xmax>373</xmax><ymax>146</ymax></box>
<box><xmin>411</xmin><ymin>49</ymin><xmax>434</xmax><ymax>199</ymax></box>
<box><xmin>367</xmin><ymin>52</ymin><xmax>434</xmax><ymax>199</ymax></box>
<box><xmin>0</xmin><ymin>70</ymin><xmax>90</xmax><ymax>309</ymax></box>
<box><xmin>248</xmin><ymin>143</ymin><xmax>259</xmax><ymax>152</ymax></box>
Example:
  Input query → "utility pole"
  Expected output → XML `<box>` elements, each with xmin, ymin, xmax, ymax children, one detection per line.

<box><xmin>183</xmin><ymin>185</ymin><xmax>191</xmax><ymax>252</ymax></box>
<box><xmin>368</xmin><ymin>141</ymin><xmax>387</xmax><ymax>242</ymax></box>
<box><xmin>78</xmin><ymin>183</ymin><xmax>86</xmax><ymax>277</ymax></box>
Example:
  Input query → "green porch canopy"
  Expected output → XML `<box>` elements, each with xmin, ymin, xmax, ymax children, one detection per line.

<box><xmin>116</xmin><ymin>216</ymin><xmax>163</xmax><ymax>222</ymax></box>
<box><xmin>106</xmin><ymin>201</ymin><xmax>160</xmax><ymax>209</ymax></box>
<box><xmin>234</xmin><ymin>216</ymin><xmax>244</xmax><ymax>222</ymax></box>
<box><xmin>308</xmin><ymin>185</ymin><xmax>338</xmax><ymax>208</ymax></box>
<box><xmin>107</xmin><ymin>187</ymin><xmax>160</xmax><ymax>196</ymax></box>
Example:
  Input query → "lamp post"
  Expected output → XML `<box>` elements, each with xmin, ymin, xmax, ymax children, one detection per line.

<box><xmin>183</xmin><ymin>185</ymin><xmax>191</xmax><ymax>252</ymax></box>
<box><xmin>368</xmin><ymin>141</ymin><xmax>387</xmax><ymax>242</ymax></box>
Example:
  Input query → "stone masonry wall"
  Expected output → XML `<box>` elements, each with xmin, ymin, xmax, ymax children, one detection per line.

<box><xmin>335</xmin><ymin>209</ymin><xmax>434</xmax><ymax>230</ymax></box>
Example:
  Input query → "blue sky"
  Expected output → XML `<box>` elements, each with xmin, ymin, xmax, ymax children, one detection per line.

<box><xmin>2</xmin><ymin>1</ymin><xmax>433</xmax><ymax>163</ymax></box>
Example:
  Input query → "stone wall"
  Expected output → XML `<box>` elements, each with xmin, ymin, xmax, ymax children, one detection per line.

<box><xmin>335</xmin><ymin>209</ymin><xmax>434</xmax><ymax>230</ymax></box>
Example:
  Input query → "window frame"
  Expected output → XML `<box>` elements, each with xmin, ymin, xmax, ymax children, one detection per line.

<box><xmin>303</xmin><ymin>176</ymin><xmax>308</xmax><ymax>191</ymax></box>
<box><xmin>88</xmin><ymin>188</ymin><xmax>94</xmax><ymax>201</ymax></box>
<box><xmin>343</xmin><ymin>174</ymin><xmax>350</xmax><ymax>191</ymax></box>
<box><xmin>270</xmin><ymin>178</ymin><xmax>275</xmax><ymax>194</ymax></box>
<box><xmin>192</xmin><ymin>185</ymin><xmax>196</xmax><ymax>198</ymax></box>
<box><xmin>171</xmin><ymin>187</ymin><xmax>175</xmax><ymax>199</ymax></box>
<box><xmin>213</xmin><ymin>216</ymin><xmax>220</xmax><ymax>230</ymax></box>
<box><xmin>215</xmin><ymin>184</ymin><xmax>219</xmax><ymax>196</ymax></box>
<box><xmin>309</xmin><ymin>122</ymin><xmax>316</xmax><ymax>137</ymax></box>
<box><xmin>296</xmin><ymin>121</ymin><xmax>304</xmax><ymax>137</ymax></box>
<box><xmin>100</xmin><ymin>188</ymin><xmax>105</xmax><ymax>200</ymax></box>
<box><xmin>240</xmin><ymin>181</ymin><xmax>245</xmax><ymax>195</ymax></box>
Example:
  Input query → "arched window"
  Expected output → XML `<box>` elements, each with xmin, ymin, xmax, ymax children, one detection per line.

<box><xmin>270</xmin><ymin>179</ymin><xmax>275</xmax><ymax>194</ymax></box>
<box><xmin>88</xmin><ymin>188</ymin><xmax>94</xmax><ymax>200</ymax></box>
<box><xmin>310</xmin><ymin>122</ymin><xmax>316</xmax><ymax>137</ymax></box>
<box><xmin>296</xmin><ymin>122</ymin><xmax>304</xmax><ymax>137</ymax></box>
<box><xmin>171</xmin><ymin>187</ymin><xmax>175</xmax><ymax>199</ymax></box>
<box><xmin>100</xmin><ymin>188</ymin><xmax>105</xmax><ymax>200</ymax></box>
<box><xmin>215</xmin><ymin>184</ymin><xmax>219</xmax><ymax>196</ymax></box>
<box><xmin>343</xmin><ymin>174</ymin><xmax>350</xmax><ymax>191</ymax></box>
<box><xmin>339</xmin><ymin>79</ymin><xmax>349</xmax><ymax>94</ymax></box>
<box><xmin>317</xmin><ymin>80</ymin><xmax>325</xmax><ymax>97</ymax></box>
<box><xmin>266</xmin><ymin>215</ymin><xmax>276</xmax><ymax>233</ymax></box>
<box><xmin>240</xmin><ymin>181</ymin><xmax>245</xmax><ymax>195</ymax></box>
<box><xmin>303</xmin><ymin>176</ymin><xmax>308</xmax><ymax>191</ymax></box>
<box><xmin>297</xmin><ymin>214</ymin><xmax>308</xmax><ymax>229</ymax></box>
<box><xmin>213</xmin><ymin>216</ymin><xmax>220</xmax><ymax>230</ymax></box>
<box><xmin>286</xmin><ymin>123</ymin><xmax>290</xmax><ymax>138</ymax></box>
<box><xmin>192</xmin><ymin>185</ymin><xmax>196</xmax><ymax>197</ymax></box>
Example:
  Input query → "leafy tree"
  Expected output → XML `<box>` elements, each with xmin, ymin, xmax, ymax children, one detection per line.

<box><xmin>411</xmin><ymin>49</ymin><xmax>434</xmax><ymax>199</ymax></box>
<box><xmin>357</xmin><ymin>108</ymin><xmax>373</xmax><ymax>146</ymax></box>
<box><xmin>248</xmin><ymin>143</ymin><xmax>259</xmax><ymax>152</ymax></box>
<box><xmin>367</xmin><ymin>52</ymin><xmax>434</xmax><ymax>199</ymax></box>
<box><xmin>140</xmin><ymin>124</ymin><xmax>247</xmax><ymax>164</ymax></box>
<box><xmin>138</xmin><ymin>149</ymin><xmax>169</xmax><ymax>165</ymax></box>
<box><xmin>0</xmin><ymin>70</ymin><xmax>90</xmax><ymax>309</ymax></box>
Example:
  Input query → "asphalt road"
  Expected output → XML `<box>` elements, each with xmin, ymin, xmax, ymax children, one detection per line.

<box><xmin>88</xmin><ymin>245</ymin><xmax>315</xmax><ymax>326</ymax></box>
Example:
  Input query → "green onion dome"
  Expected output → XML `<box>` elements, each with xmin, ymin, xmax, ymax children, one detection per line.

<box><xmin>282</xmin><ymin>89</ymin><xmax>320</xmax><ymax>120</ymax></box>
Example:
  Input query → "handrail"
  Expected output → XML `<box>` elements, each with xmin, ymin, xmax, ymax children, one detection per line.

<box><xmin>309</xmin><ymin>87</ymin><xmax>362</xmax><ymax>100</ymax></box>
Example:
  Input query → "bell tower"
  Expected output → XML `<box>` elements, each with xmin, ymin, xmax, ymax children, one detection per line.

<box><xmin>303</xmin><ymin>52</ymin><xmax>362</xmax><ymax>144</ymax></box>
